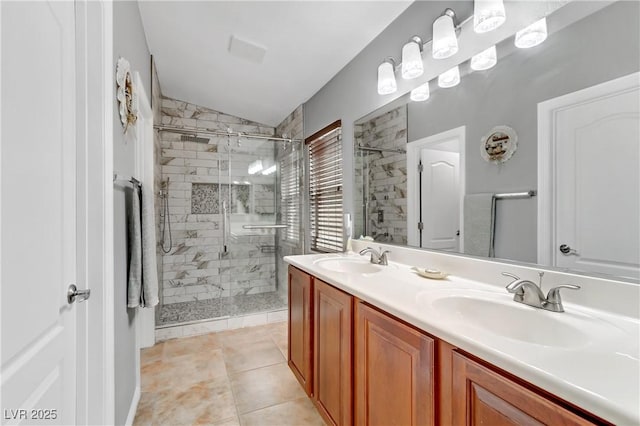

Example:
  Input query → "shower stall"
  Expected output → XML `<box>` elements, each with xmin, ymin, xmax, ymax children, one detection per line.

<box><xmin>154</xmin><ymin>125</ymin><xmax>303</xmax><ymax>328</ymax></box>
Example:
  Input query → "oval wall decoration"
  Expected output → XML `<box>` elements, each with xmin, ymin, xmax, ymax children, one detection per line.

<box><xmin>480</xmin><ymin>125</ymin><xmax>518</xmax><ymax>164</ymax></box>
<box><xmin>116</xmin><ymin>57</ymin><xmax>138</xmax><ymax>132</ymax></box>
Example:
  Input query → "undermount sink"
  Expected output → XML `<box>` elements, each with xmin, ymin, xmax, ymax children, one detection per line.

<box><xmin>314</xmin><ymin>257</ymin><xmax>383</xmax><ymax>274</ymax></box>
<box><xmin>416</xmin><ymin>290</ymin><xmax>624</xmax><ymax>349</ymax></box>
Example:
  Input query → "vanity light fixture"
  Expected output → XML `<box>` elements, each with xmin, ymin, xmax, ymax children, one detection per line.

<box><xmin>473</xmin><ymin>0</ymin><xmax>506</xmax><ymax>33</ymax></box>
<box><xmin>515</xmin><ymin>17</ymin><xmax>548</xmax><ymax>48</ymax></box>
<box><xmin>432</xmin><ymin>9</ymin><xmax>459</xmax><ymax>59</ymax></box>
<box><xmin>401</xmin><ymin>36</ymin><xmax>424</xmax><ymax>80</ymax></box>
<box><xmin>438</xmin><ymin>66</ymin><xmax>460</xmax><ymax>88</ymax></box>
<box><xmin>377</xmin><ymin>57</ymin><xmax>397</xmax><ymax>95</ymax></box>
<box><xmin>410</xmin><ymin>81</ymin><xmax>430</xmax><ymax>102</ymax></box>
<box><xmin>471</xmin><ymin>45</ymin><xmax>497</xmax><ymax>71</ymax></box>
<box><xmin>248</xmin><ymin>159</ymin><xmax>263</xmax><ymax>175</ymax></box>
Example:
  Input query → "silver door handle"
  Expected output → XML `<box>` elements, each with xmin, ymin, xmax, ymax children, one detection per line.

<box><xmin>67</xmin><ymin>284</ymin><xmax>91</xmax><ymax>304</ymax></box>
<box><xmin>559</xmin><ymin>244</ymin><xmax>578</xmax><ymax>255</ymax></box>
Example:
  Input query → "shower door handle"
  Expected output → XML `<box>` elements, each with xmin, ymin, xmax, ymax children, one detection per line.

<box><xmin>221</xmin><ymin>200</ymin><xmax>229</xmax><ymax>258</ymax></box>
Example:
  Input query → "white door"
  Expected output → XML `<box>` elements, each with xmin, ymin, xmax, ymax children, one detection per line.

<box><xmin>420</xmin><ymin>149</ymin><xmax>460</xmax><ymax>250</ymax></box>
<box><xmin>1</xmin><ymin>2</ymin><xmax>83</xmax><ymax>424</ymax></box>
<box><xmin>406</xmin><ymin>126</ymin><xmax>465</xmax><ymax>248</ymax></box>
<box><xmin>544</xmin><ymin>75</ymin><xmax>639</xmax><ymax>279</ymax></box>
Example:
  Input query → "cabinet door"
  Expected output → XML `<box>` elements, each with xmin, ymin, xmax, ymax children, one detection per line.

<box><xmin>452</xmin><ymin>352</ymin><xmax>595</xmax><ymax>426</ymax></box>
<box><xmin>314</xmin><ymin>279</ymin><xmax>353</xmax><ymax>426</ymax></box>
<box><xmin>355</xmin><ymin>302</ymin><xmax>435</xmax><ymax>426</ymax></box>
<box><xmin>288</xmin><ymin>266</ymin><xmax>313</xmax><ymax>396</ymax></box>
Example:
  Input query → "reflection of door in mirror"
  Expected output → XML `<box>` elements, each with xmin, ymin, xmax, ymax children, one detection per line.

<box><xmin>407</xmin><ymin>126</ymin><xmax>465</xmax><ymax>251</ymax></box>
<box><xmin>420</xmin><ymin>149</ymin><xmax>460</xmax><ymax>251</ymax></box>
<box><xmin>539</xmin><ymin>73</ymin><xmax>640</xmax><ymax>280</ymax></box>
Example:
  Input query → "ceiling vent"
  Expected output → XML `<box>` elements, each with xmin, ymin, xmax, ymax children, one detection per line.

<box><xmin>228</xmin><ymin>35</ymin><xmax>267</xmax><ymax>64</ymax></box>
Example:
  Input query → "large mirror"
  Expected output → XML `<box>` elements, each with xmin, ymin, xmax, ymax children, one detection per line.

<box><xmin>353</xmin><ymin>1</ymin><xmax>639</xmax><ymax>281</ymax></box>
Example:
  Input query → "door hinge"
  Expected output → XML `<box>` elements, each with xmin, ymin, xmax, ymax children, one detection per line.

<box><xmin>418</xmin><ymin>222</ymin><xmax>424</xmax><ymax>231</ymax></box>
<box><xmin>418</xmin><ymin>161</ymin><xmax>424</xmax><ymax>173</ymax></box>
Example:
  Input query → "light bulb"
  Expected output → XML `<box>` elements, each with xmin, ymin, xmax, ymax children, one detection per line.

<box><xmin>410</xmin><ymin>82</ymin><xmax>430</xmax><ymax>102</ymax></box>
<box><xmin>401</xmin><ymin>38</ymin><xmax>423</xmax><ymax>80</ymax></box>
<box><xmin>471</xmin><ymin>45</ymin><xmax>497</xmax><ymax>71</ymax></box>
<box><xmin>377</xmin><ymin>59</ymin><xmax>397</xmax><ymax>95</ymax></box>
<box><xmin>432</xmin><ymin>11</ymin><xmax>459</xmax><ymax>59</ymax></box>
<box><xmin>438</xmin><ymin>66</ymin><xmax>460</xmax><ymax>88</ymax></box>
<box><xmin>248</xmin><ymin>160</ymin><xmax>263</xmax><ymax>175</ymax></box>
<box><xmin>474</xmin><ymin>0</ymin><xmax>506</xmax><ymax>33</ymax></box>
<box><xmin>515</xmin><ymin>17</ymin><xmax>548</xmax><ymax>49</ymax></box>
<box><xmin>261</xmin><ymin>165</ymin><xmax>276</xmax><ymax>175</ymax></box>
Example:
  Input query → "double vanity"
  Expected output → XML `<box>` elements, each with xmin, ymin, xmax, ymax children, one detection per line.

<box><xmin>284</xmin><ymin>240</ymin><xmax>639</xmax><ymax>425</ymax></box>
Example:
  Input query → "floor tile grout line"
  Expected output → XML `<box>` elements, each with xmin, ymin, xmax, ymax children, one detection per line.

<box><xmin>236</xmin><ymin>395</ymin><xmax>312</xmax><ymax>418</ymax></box>
<box><xmin>226</xmin><ymin>359</ymin><xmax>287</xmax><ymax>377</ymax></box>
<box><xmin>224</xmin><ymin>358</ymin><xmax>243</xmax><ymax>426</ymax></box>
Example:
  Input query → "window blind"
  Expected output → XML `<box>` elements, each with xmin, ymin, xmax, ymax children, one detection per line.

<box><xmin>308</xmin><ymin>123</ymin><xmax>343</xmax><ymax>253</ymax></box>
<box><xmin>280</xmin><ymin>147</ymin><xmax>301</xmax><ymax>244</ymax></box>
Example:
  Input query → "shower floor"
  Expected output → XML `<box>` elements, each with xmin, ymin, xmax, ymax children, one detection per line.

<box><xmin>157</xmin><ymin>292</ymin><xmax>287</xmax><ymax>326</ymax></box>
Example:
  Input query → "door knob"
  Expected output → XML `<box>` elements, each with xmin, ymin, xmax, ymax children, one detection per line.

<box><xmin>67</xmin><ymin>284</ymin><xmax>91</xmax><ymax>304</ymax></box>
<box><xmin>559</xmin><ymin>244</ymin><xmax>578</xmax><ymax>255</ymax></box>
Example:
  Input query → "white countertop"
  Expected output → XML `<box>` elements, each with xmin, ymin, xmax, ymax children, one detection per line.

<box><xmin>284</xmin><ymin>252</ymin><xmax>640</xmax><ymax>425</ymax></box>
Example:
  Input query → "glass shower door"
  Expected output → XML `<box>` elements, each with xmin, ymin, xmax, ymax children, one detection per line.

<box><xmin>220</xmin><ymin>136</ymin><xmax>288</xmax><ymax>317</ymax></box>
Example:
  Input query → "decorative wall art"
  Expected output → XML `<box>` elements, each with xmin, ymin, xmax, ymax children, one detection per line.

<box><xmin>116</xmin><ymin>57</ymin><xmax>138</xmax><ymax>132</ymax></box>
<box><xmin>480</xmin><ymin>125</ymin><xmax>518</xmax><ymax>164</ymax></box>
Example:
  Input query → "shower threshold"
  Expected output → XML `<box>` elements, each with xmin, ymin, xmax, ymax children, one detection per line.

<box><xmin>157</xmin><ymin>291</ymin><xmax>287</xmax><ymax>328</ymax></box>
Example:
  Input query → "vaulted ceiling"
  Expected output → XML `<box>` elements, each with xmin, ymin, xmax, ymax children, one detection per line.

<box><xmin>138</xmin><ymin>1</ymin><xmax>413</xmax><ymax>127</ymax></box>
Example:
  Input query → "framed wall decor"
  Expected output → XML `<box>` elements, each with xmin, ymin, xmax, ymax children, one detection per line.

<box><xmin>480</xmin><ymin>125</ymin><xmax>517</xmax><ymax>164</ymax></box>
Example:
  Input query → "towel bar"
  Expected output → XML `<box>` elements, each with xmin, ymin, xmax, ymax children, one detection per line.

<box><xmin>493</xmin><ymin>190</ymin><xmax>536</xmax><ymax>200</ymax></box>
<box><xmin>242</xmin><ymin>224</ymin><xmax>288</xmax><ymax>229</ymax></box>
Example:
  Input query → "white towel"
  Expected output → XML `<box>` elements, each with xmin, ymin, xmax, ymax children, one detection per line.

<box><xmin>127</xmin><ymin>184</ymin><xmax>159</xmax><ymax>308</ymax></box>
<box><xmin>463</xmin><ymin>193</ymin><xmax>496</xmax><ymax>257</ymax></box>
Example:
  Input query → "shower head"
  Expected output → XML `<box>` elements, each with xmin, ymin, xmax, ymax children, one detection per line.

<box><xmin>180</xmin><ymin>135</ymin><xmax>210</xmax><ymax>144</ymax></box>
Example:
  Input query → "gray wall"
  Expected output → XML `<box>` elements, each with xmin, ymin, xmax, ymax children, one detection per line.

<box><xmin>113</xmin><ymin>1</ymin><xmax>151</xmax><ymax>424</ymax></box>
<box><xmin>304</xmin><ymin>1</ymin><xmax>639</xmax><ymax>262</ymax></box>
<box><xmin>304</xmin><ymin>1</ymin><xmax>473</xmax><ymax>225</ymax></box>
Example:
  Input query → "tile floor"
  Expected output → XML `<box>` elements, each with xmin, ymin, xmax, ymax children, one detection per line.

<box><xmin>134</xmin><ymin>321</ymin><xmax>326</xmax><ymax>426</ymax></box>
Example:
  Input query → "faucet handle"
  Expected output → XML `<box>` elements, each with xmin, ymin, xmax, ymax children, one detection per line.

<box><xmin>545</xmin><ymin>284</ymin><xmax>580</xmax><ymax>312</ymax></box>
<box><xmin>546</xmin><ymin>284</ymin><xmax>580</xmax><ymax>303</ymax></box>
<box><xmin>501</xmin><ymin>272</ymin><xmax>520</xmax><ymax>281</ymax></box>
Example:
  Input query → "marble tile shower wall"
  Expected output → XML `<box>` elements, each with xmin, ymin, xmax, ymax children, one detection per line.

<box><xmin>275</xmin><ymin>105</ymin><xmax>304</xmax><ymax>298</ymax></box>
<box><xmin>354</xmin><ymin>106</ymin><xmax>408</xmax><ymax>244</ymax></box>
<box><xmin>159</xmin><ymin>97</ymin><xmax>278</xmax><ymax>305</ymax></box>
<box><xmin>152</xmin><ymin>64</ymin><xmax>163</xmax><ymax>305</ymax></box>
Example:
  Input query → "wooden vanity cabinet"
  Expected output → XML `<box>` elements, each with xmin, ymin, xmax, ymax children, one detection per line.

<box><xmin>313</xmin><ymin>278</ymin><xmax>353</xmax><ymax>426</ymax></box>
<box><xmin>355</xmin><ymin>301</ymin><xmax>435</xmax><ymax>426</ymax></box>
<box><xmin>288</xmin><ymin>267</ymin><xmax>607</xmax><ymax>426</ymax></box>
<box><xmin>288</xmin><ymin>266</ymin><xmax>313</xmax><ymax>396</ymax></box>
<box><xmin>450</xmin><ymin>352</ymin><xmax>597</xmax><ymax>426</ymax></box>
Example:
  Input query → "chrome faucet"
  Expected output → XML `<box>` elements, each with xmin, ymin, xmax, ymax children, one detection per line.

<box><xmin>359</xmin><ymin>247</ymin><xmax>390</xmax><ymax>265</ymax></box>
<box><xmin>502</xmin><ymin>272</ymin><xmax>580</xmax><ymax>313</ymax></box>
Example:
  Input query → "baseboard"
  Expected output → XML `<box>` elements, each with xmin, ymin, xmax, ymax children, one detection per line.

<box><xmin>125</xmin><ymin>385</ymin><xmax>141</xmax><ymax>426</ymax></box>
